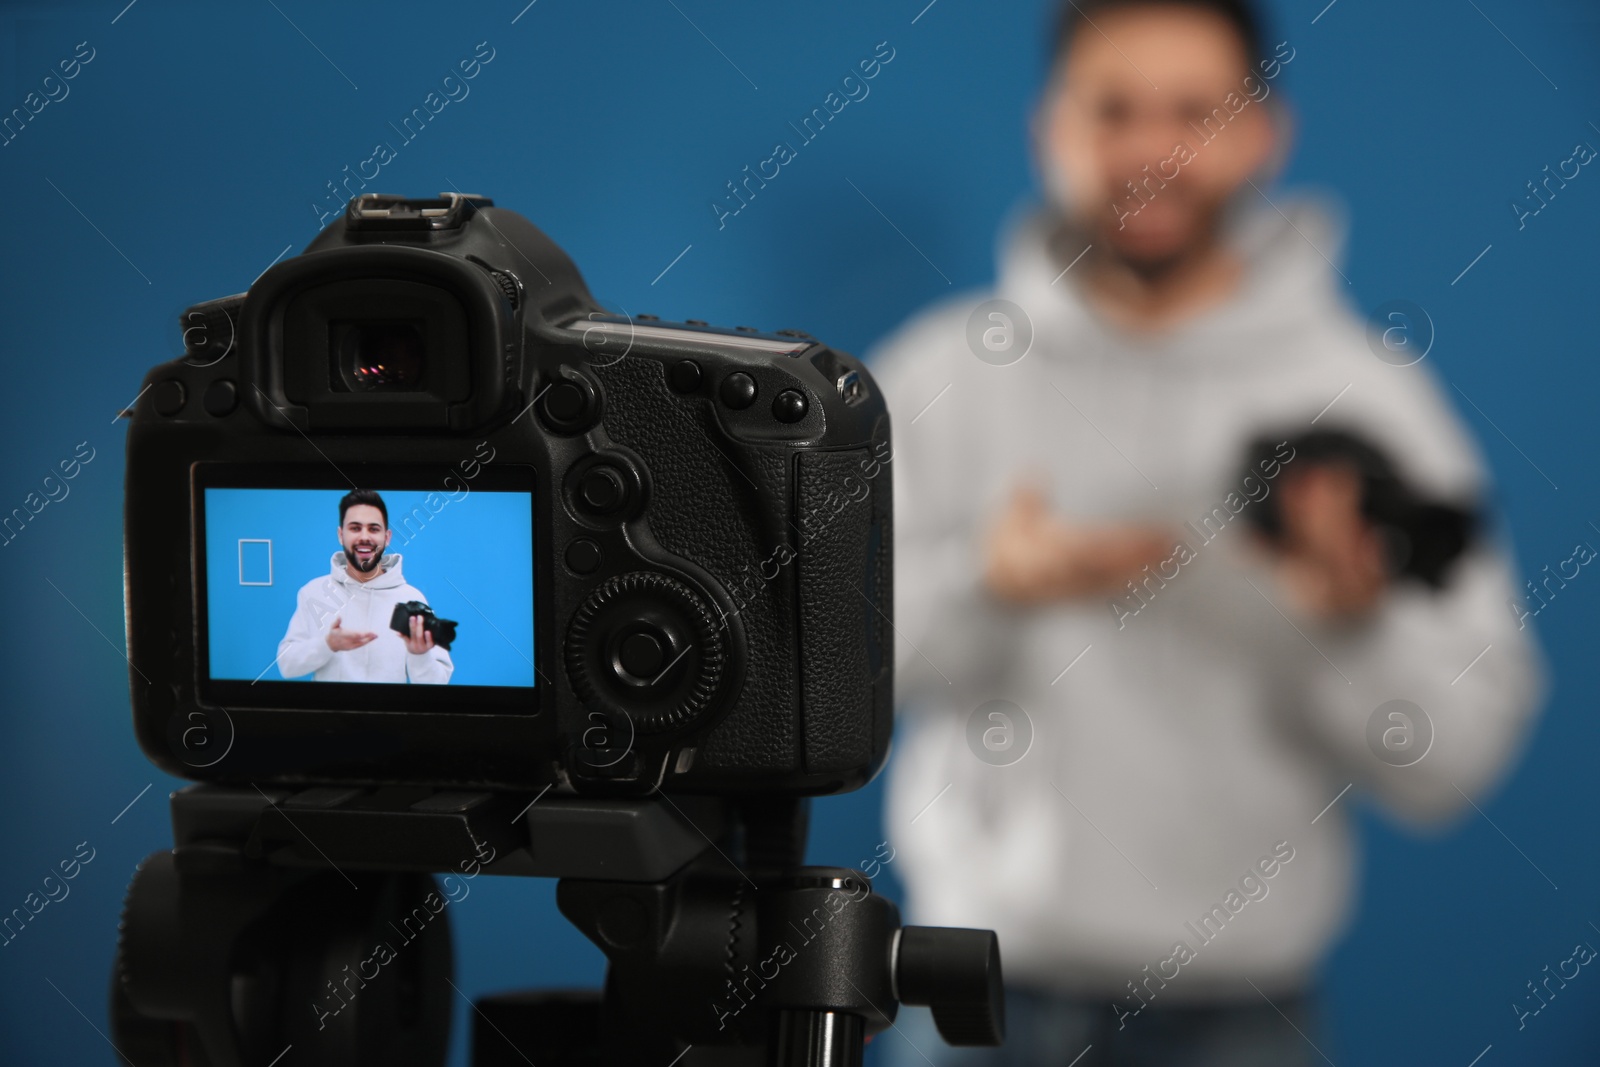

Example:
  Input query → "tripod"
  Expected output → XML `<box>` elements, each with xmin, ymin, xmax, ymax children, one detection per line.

<box><xmin>112</xmin><ymin>783</ymin><xmax>1005</xmax><ymax>1066</ymax></box>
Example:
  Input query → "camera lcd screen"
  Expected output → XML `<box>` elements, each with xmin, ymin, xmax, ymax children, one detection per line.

<box><xmin>195</xmin><ymin>465</ymin><xmax>537</xmax><ymax>710</ymax></box>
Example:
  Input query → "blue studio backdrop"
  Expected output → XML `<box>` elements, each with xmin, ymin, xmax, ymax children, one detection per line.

<box><xmin>1</xmin><ymin>1</ymin><xmax>1598</xmax><ymax>1065</ymax></box>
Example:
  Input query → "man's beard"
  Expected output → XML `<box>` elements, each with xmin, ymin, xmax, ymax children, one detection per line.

<box><xmin>1040</xmin><ymin>157</ymin><xmax>1226</xmax><ymax>285</ymax></box>
<box><xmin>346</xmin><ymin>542</ymin><xmax>385</xmax><ymax>573</ymax></box>
<box><xmin>1118</xmin><ymin>245</ymin><xmax>1200</xmax><ymax>283</ymax></box>
<box><xmin>1094</xmin><ymin>198</ymin><xmax>1224</xmax><ymax>283</ymax></box>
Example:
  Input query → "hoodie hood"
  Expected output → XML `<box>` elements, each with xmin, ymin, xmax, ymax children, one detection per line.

<box><xmin>329</xmin><ymin>550</ymin><xmax>409</xmax><ymax>591</ymax></box>
<box><xmin>994</xmin><ymin>194</ymin><xmax>1354</xmax><ymax>365</ymax></box>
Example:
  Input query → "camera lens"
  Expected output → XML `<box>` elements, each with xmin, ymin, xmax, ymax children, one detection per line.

<box><xmin>335</xmin><ymin>321</ymin><xmax>425</xmax><ymax>391</ymax></box>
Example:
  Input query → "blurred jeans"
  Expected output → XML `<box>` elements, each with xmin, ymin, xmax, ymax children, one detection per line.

<box><xmin>876</xmin><ymin>986</ymin><xmax>1323</xmax><ymax>1067</ymax></box>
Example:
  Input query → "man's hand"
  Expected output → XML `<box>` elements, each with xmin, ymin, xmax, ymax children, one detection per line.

<box><xmin>983</xmin><ymin>484</ymin><xmax>1173</xmax><ymax>605</ymax></box>
<box><xmin>326</xmin><ymin>616</ymin><xmax>378</xmax><ymax>652</ymax></box>
<box><xmin>402</xmin><ymin>612</ymin><xmax>436</xmax><ymax>655</ymax></box>
<box><xmin>1267</xmin><ymin>465</ymin><xmax>1388</xmax><ymax>619</ymax></box>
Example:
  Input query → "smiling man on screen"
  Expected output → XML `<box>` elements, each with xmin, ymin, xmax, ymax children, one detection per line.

<box><xmin>276</xmin><ymin>489</ymin><xmax>453</xmax><ymax>685</ymax></box>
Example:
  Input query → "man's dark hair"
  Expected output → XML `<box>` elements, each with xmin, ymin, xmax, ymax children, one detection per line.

<box><xmin>339</xmin><ymin>489</ymin><xmax>388</xmax><ymax>527</ymax></box>
<box><xmin>1052</xmin><ymin>0</ymin><xmax>1266</xmax><ymax>74</ymax></box>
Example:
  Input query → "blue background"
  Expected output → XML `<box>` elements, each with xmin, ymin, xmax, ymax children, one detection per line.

<box><xmin>1</xmin><ymin>1</ymin><xmax>1597</xmax><ymax>1065</ymax></box>
<box><xmin>202</xmin><ymin>487</ymin><xmax>535</xmax><ymax>686</ymax></box>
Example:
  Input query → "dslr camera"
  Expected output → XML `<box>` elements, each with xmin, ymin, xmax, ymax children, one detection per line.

<box><xmin>113</xmin><ymin>196</ymin><xmax>1006</xmax><ymax>1067</ymax></box>
<box><xmin>390</xmin><ymin>600</ymin><xmax>458</xmax><ymax>650</ymax></box>
<box><xmin>125</xmin><ymin>192</ymin><xmax>894</xmax><ymax>797</ymax></box>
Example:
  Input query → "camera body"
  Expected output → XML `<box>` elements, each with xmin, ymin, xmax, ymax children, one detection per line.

<box><xmin>125</xmin><ymin>193</ymin><xmax>893</xmax><ymax>797</ymax></box>
<box><xmin>1244</xmin><ymin>430</ymin><xmax>1478</xmax><ymax>589</ymax></box>
<box><xmin>390</xmin><ymin>601</ymin><xmax>457</xmax><ymax>650</ymax></box>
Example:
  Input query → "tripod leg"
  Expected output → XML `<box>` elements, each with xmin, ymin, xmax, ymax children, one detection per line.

<box><xmin>110</xmin><ymin>957</ymin><xmax>210</xmax><ymax>1067</ymax></box>
<box><xmin>470</xmin><ymin>989</ymin><xmax>602</xmax><ymax>1066</ymax></box>
<box><xmin>599</xmin><ymin>968</ymin><xmax>686</xmax><ymax>1066</ymax></box>
<box><xmin>771</xmin><ymin>1009</ymin><xmax>864</xmax><ymax>1067</ymax></box>
<box><xmin>116</xmin><ymin>850</ymin><xmax>454</xmax><ymax>1067</ymax></box>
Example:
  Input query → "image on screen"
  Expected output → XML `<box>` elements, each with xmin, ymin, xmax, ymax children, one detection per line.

<box><xmin>202</xmin><ymin>483</ymin><xmax>536</xmax><ymax>688</ymax></box>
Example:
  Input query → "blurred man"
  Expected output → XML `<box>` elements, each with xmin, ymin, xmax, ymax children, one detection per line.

<box><xmin>277</xmin><ymin>489</ymin><xmax>453</xmax><ymax>684</ymax></box>
<box><xmin>873</xmin><ymin>1</ymin><xmax>1542</xmax><ymax>1064</ymax></box>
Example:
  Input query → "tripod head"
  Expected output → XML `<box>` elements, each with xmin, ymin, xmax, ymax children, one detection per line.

<box><xmin>113</xmin><ymin>784</ymin><xmax>1005</xmax><ymax>1066</ymax></box>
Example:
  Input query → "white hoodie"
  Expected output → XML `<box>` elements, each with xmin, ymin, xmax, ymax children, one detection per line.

<box><xmin>277</xmin><ymin>552</ymin><xmax>453</xmax><ymax>684</ymax></box>
<box><xmin>871</xmin><ymin>200</ymin><xmax>1543</xmax><ymax>1003</ymax></box>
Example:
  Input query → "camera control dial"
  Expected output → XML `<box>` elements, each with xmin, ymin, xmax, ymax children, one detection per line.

<box><xmin>565</xmin><ymin>571</ymin><xmax>729</xmax><ymax>735</ymax></box>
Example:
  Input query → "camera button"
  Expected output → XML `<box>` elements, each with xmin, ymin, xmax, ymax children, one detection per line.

<box><xmin>152</xmin><ymin>379</ymin><xmax>186</xmax><ymax>416</ymax></box>
<box><xmin>668</xmin><ymin>360</ymin><xmax>702</xmax><ymax>393</ymax></box>
<box><xmin>538</xmin><ymin>374</ymin><xmax>601</xmax><ymax>434</ymax></box>
<box><xmin>720</xmin><ymin>372</ymin><xmax>757</xmax><ymax>409</ymax></box>
<box><xmin>617</xmin><ymin>629</ymin><xmax>667</xmax><ymax>682</ymax></box>
<box><xmin>578</xmin><ymin>466</ymin><xmax>627</xmax><ymax>513</ymax></box>
<box><xmin>565</xmin><ymin>538</ymin><xmax>603</xmax><ymax>575</ymax></box>
<box><xmin>772</xmin><ymin>389</ymin><xmax>808</xmax><ymax>423</ymax></box>
<box><xmin>545</xmin><ymin>381</ymin><xmax>586</xmax><ymax>421</ymax></box>
<box><xmin>202</xmin><ymin>379</ymin><xmax>238</xmax><ymax>417</ymax></box>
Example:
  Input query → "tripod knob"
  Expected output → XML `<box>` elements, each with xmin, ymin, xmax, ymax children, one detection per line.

<box><xmin>894</xmin><ymin>926</ymin><xmax>1006</xmax><ymax>1047</ymax></box>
